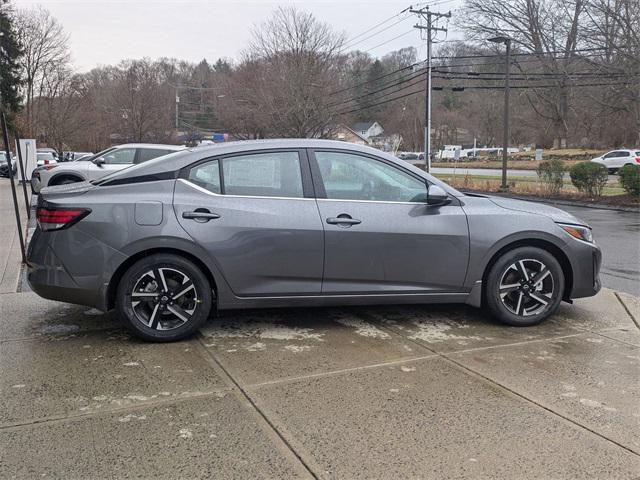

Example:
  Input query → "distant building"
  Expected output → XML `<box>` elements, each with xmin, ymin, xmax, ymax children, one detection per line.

<box><xmin>330</xmin><ymin>122</ymin><xmax>401</xmax><ymax>153</ymax></box>
<box><xmin>331</xmin><ymin>125</ymin><xmax>369</xmax><ymax>145</ymax></box>
<box><xmin>351</xmin><ymin>121</ymin><xmax>384</xmax><ymax>140</ymax></box>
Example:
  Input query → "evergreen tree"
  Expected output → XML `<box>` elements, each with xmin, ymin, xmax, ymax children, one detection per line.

<box><xmin>0</xmin><ymin>0</ymin><xmax>23</xmax><ymax>127</ymax></box>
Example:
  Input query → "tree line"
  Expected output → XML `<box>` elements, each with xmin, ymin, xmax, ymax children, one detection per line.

<box><xmin>0</xmin><ymin>0</ymin><xmax>637</xmax><ymax>154</ymax></box>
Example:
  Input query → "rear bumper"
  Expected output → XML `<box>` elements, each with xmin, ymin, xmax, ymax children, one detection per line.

<box><xmin>26</xmin><ymin>227</ymin><xmax>121</xmax><ymax>311</ymax></box>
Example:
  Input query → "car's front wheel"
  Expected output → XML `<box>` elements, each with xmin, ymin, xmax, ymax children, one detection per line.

<box><xmin>485</xmin><ymin>246</ymin><xmax>564</xmax><ymax>326</ymax></box>
<box><xmin>116</xmin><ymin>254</ymin><xmax>213</xmax><ymax>342</ymax></box>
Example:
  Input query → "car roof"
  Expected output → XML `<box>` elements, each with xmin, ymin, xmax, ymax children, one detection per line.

<box><xmin>100</xmin><ymin>139</ymin><xmax>462</xmax><ymax>196</ymax></box>
<box><xmin>111</xmin><ymin>143</ymin><xmax>185</xmax><ymax>150</ymax></box>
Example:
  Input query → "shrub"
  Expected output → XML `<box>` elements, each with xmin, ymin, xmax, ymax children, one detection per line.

<box><xmin>536</xmin><ymin>160</ymin><xmax>565</xmax><ymax>196</ymax></box>
<box><xmin>618</xmin><ymin>164</ymin><xmax>640</xmax><ymax>196</ymax></box>
<box><xmin>569</xmin><ymin>162</ymin><xmax>608</xmax><ymax>197</ymax></box>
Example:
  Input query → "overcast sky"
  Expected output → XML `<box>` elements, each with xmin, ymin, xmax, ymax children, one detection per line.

<box><xmin>12</xmin><ymin>0</ymin><xmax>462</xmax><ymax>71</ymax></box>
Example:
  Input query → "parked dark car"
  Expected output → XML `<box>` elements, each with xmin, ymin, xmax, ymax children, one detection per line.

<box><xmin>27</xmin><ymin>139</ymin><xmax>601</xmax><ymax>342</ymax></box>
<box><xmin>0</xmin><ymin>152</ymin><xmax>17</xmax><ymax>177</ymax></box>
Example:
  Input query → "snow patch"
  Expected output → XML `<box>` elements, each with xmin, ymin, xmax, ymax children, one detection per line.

<box><xmin>205</xmin><ymin>320</ymin><xmax>324</xmax><ymax>342</ymax></box>
<box><xmin>334</xmin><ymin>317</ymin><xmax>390</xmax><ymax>339</ymax></box>
<box><xmin>123</xmin><ymin>362</ymin><xmax>140</xmax><ymax>367</ymax></box>
<box><xmin>118</xmin><ymin>414</ymin><xmax>147</xmax><ymax>423</ymax></box>
<box><xmin>407</xmin><ymin>320</ymin><xmax>483</xmax><ymax>343</ymax></box>
<box><xmin>400</xmin><ymin>365</ymin><xmax>416</xmax><ymax>372</ymax></box>
<box><xmin>284</xmin><ymin>345</ymin><xmax>312</xmax><ymax>353</ymax></box>
<box><xmin>179</xmin><ymin>428</ymin><xmax>193</xmax><ymax>439</ymax></box>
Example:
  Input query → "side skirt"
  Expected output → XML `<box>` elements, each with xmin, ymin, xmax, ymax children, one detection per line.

<box><xmin>217</xmin><ymin>292</ymin><xmax>471</xmax><ymax>310</ymax></box>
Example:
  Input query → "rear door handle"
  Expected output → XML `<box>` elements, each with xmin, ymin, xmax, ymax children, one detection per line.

<box><xmin>182</xmin><ymin>210</ymin><xmax>220</xmax><ymax>222</ymax></box>
<box><xmin>326</xmin><ymin>216</ymin><xmax>361</xmax><ymax>226</ymax></box>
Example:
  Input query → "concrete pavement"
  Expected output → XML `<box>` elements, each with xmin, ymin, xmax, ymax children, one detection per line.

<box><xmin>1</xmin><ymin>289</ymin><xmax>639</xmax><ymax>478</ymax></box>
<box><xmin>0</xmin><ymin>179</ymin><xmax>28</xmax><ymax>294</ymax></box>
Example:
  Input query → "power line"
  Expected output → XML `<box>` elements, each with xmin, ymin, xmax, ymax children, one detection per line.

<box><xmin>327</xmin><ymin>60</ymin><xmax>425</xmax><ymax>96</ymax></box>
<box><xmin>431</xmin><ymin>46</ymin><xmax>619</xmax><ymax>60</ymax></box>
<box><xmin>360</xmin><ymin>29</ymin><xmax>416</xmax><ymax>54</ymax></box>
<box><xmin>336</xmin><ymin>79</ymin><xmax>634</xmax><ymax>115</ymax></box>
<box><xmin>340</xmin><ymin>15</ymin><xmax>412</xmax><ymax>52</ymax></box>
<box><xmin>328</xmin><ymin>70</ymin><xmax>427</xmax><ymax>108</ymax></box>
<box><xmin>340</xmin><ymin>7</ymin><xmax>412</xmax><ymax>50</ymax></box>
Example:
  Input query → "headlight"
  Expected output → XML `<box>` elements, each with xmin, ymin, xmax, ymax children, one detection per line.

<box><xmin>558</xmin><ymin>223</ymin><xmax>593</xmax><ymax>243</ymax></box>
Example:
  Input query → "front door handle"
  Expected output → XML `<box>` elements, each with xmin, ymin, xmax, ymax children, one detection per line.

<box><xmin>182</xmin><ymin>209</ymin><xmax>220</xmax><ymax>222</ymax></box>
<box><xmin>326</xmin><ymin>215</ymin><xmax>361</xmax><ymax>227</ymax></box>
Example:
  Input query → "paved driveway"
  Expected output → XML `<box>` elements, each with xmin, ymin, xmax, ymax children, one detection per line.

<box><xmin>1</xmin><ymin>288</ymin><xmax>639</xmax><ymax>478</ymax></box>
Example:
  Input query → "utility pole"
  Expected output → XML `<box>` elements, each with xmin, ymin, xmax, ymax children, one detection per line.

<box><xmin>488</xmin><ymin>35</ymin><xmax>512</xmax><ymax>191</ymax></box>
<box><xmin>411</xmin><ymin>7</ymin><xmax>450</xmax><ymax>173</ymax></box>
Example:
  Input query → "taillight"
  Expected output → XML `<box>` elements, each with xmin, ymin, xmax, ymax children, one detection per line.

<box><xmin>43</xmin><ymin>164</ymin><xmax>58</xmax><ymax>171</ymax></box>
<box><xmin>635</xmin><ymin>157</ymin><xmax>640</xmax><ymax>164</ymax></box>
<box><xmin>36</xmin><ymin>208</ymin><xmax>90</xmax><ymax>231</ymax></box>
<box><xmin>44</xmin><ymin>159</ymin><xmax>49</xmax><ymax>165</ymax></box>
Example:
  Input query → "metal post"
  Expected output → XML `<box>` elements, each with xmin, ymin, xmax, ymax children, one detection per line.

<box><xmin>501</xmin><ymin>40</ymin><xmax>511</xmax><ymax>192</ymax></box>
<box><xmin>425</xmin><ymin>15</ymin><xmax>432</xmax><ymax>173</ymax></box>
<box><xmin>15</xmin><ymin>137</ymin><xmax>30</xmax><ymax>218</ymax></box>
<box><xmin>1</xmin><ymin>113</ymin><xmax>26</xmax><ymax>263</ymax></box>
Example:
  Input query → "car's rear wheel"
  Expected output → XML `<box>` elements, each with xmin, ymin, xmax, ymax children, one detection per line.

<box><xmin>116</xmin><ymin>254</ymin><xmax>213</xmax><ymax>342</ymax></box>
<box><xmin>485</xmin><ymin>246</ymin><xmax>564</xmax><ymax>326</ymax></box>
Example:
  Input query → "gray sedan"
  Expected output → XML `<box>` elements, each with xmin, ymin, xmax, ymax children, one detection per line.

<box><xmin>27</xmin><ymin>139</ymin><xmax>601</xmax><ymax>342</ymax></box>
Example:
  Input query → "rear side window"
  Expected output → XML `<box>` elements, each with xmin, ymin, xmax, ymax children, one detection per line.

<box><xmin>222</xmin><ymin>152</ymin><xmax>303</xmax><ymax>198</ymax></box>
<box><xmin>619</xmin><ymin>151</ymin><xmax>630</xmax><ymax>157</ymax></box>
<box><xmin>103</xmin><ymin>148</ymin><xmax>136</xmax><ymax>164</ymax></box>
<box><xmin>188</xmin><ymin>159</ymin><xmax>221</xmax><ymax>194</ymax></box>
<box><xmin>136</xmin><ymin>148</ymin><xmax>174</xmax><ymax>164</ymax></box>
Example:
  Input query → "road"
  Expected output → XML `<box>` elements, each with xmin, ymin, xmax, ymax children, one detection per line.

<box><xmin>555</xmin><ymin>203</ymin><xmax>640</xmax><ymax>296</ymax></box>
<box><xmin>430</xmin><ymin>166</ymin><xmax>617</xmax><ymax>182</ymax></box>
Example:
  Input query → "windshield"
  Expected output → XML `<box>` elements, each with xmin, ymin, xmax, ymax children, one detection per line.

<box><xmin>76</xmin><ymin>147</ymin><xmax>116</xmax><ymax>162</ymax></box>
<box><xmin>37</xmin><ymin>152</ymin><xmax>56</xmax><ymax>160</ymax></box>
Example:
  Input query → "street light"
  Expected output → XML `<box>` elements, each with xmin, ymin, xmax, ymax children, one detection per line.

<box><xmin>488</xmin><ymin>35</ymin><xmax>511</xmax><ymax>192</ymax></box>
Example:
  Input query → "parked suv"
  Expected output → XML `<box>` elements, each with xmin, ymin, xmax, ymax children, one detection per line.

<box><xmin>31</xmin><ymin>143</ymin><xmax>185</xmax><ymax>193</ymax></box>
<box><xmin>590</xmin><ymin>149</ymin><xmax>640</xmax><ymax>174</ymax></box>
<box><xmin>27</xmin><ymin>139</ymin><xmax>601</xmax><ymax>342</ymax></box>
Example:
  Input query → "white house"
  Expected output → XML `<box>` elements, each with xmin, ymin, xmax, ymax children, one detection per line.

<box><xmin>351</xmin><ymin>122</ymin><xmax>384</xmax><ymax>140</ymax></box>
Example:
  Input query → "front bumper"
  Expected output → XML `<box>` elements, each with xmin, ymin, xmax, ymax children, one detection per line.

<box><xmin>567</xmin><ymin>240</ymin><xmax>602</xmax><ymax>299</ymax></box>
<box><xmin>30</xmin><ymin>171</ymin><xmax>43</xmax><ymax>193</ymax></box>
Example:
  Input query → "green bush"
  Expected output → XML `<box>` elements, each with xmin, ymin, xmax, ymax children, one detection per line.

<box><xmin>569</xmin><ymin>162</ymin><xmax>608</xmax><ymax>197</ymax></box>
<box><xmin>618</xmin><ymin>164</ymin><xmax>640</xmax><ymax>196</ymax></box>
<box><xmin>536</xmin><ymin>159</ymin><xmax>565</xmax><ymax>196</ymax></box>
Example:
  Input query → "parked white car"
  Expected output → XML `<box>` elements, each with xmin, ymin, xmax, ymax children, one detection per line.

<box><xmin>31</xmin><ymin>143</ymin><xmax>185</xmax><ymax>193</ymax></box>
<box><xmin>36</xmin><ymin>151</ymin><xmax>58</xmax><ymax>167</ymax></box>
<box><xmin>591</xmin><ymin>149</ymin><xmax>640</xmax><ymax>173</ymax></box>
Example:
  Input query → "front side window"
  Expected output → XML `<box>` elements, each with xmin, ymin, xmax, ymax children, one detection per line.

<box><xmin>314</xmin><ymin>151</ymin><xmax>427</xmax><ymax>202</ymax></box>
<box><xmin>103</xmin><ymin>148</ymin><xmax>136</xmax><ymax>165</ymax></box>
<box><xmin>188</xmin><ymin>159</ymin><xmax>220</xmax><ymax>194</ymax></box>
<box><xmin>222</xmin><ymin>152</ymin><xmax>303</xmax><ymax>198</ymax></box>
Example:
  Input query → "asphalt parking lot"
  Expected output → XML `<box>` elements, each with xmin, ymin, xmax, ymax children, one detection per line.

<box><xmin>1</xmin><ymin>289</ymin><xmax>639</xmax><ymax>478</ymax></box>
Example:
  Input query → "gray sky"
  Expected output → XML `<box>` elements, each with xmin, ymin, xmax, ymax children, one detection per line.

<box><xmin>13</xmin><ymin>0</ymin><xmax>462</xmax><ymax>71</ymax></box>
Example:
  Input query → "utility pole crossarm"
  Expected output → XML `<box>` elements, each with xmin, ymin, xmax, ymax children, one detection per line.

<box><xmin>411</xmin><ymin>8</ymin><xmax>450</xmax><ymax>173</ymax></box>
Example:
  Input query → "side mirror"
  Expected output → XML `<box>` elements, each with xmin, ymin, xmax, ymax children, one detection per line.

<box><xmin>93</xmin><ymin>157</ymin><xmax>105</xmax><ymax>166</ymax></box>
<box><xmin>427</xmin><ymin>184</ymin><xmax>450</xmax><ymax>206</ymax></box>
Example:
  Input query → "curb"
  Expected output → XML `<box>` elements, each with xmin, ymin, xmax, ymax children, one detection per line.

<box><xmin>460</xmin><ymin>189</ymin><xmax>640</xmax><ymax>213</ymax></box>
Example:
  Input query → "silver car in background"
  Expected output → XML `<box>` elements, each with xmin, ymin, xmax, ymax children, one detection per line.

<box><xmin>31</xmin><ymin>143</ymin><xmax>185</xmax><ymax>192</ymax></box>
<box><xmin>27</xmin><ymin>139</ymin><xmax>601</xmax><ymax>342</ymax></box>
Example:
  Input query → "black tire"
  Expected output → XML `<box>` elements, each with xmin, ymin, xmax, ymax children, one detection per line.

<box><xmin>607</xmin><ymin>168</ymin><xmax>616</xmax><ymax>175</ymax></box>
<box><xmin>116</xmin><ymin>253</ymin><xmax>213</xmax><ymax>342</ymax></box>
<box><xmin>485</xmin><ymin>246</ymin><xmax>564</xmax><ymax>327</ymax></box>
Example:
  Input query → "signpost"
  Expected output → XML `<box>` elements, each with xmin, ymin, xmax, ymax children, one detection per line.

<box><xmin>1</xmin><ymin>113</ymin><xmax>26</xmax><ymax>263</ymax></box>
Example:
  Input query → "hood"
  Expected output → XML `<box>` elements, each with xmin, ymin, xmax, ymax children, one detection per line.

<box><xmin>488</xmin><ymin>196</ymin><xmax>587</xmax><ymax>225</ymax></box>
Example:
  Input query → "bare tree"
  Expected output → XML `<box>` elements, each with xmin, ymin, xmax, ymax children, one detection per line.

<box><xmin>461</xmin><ymin>0</ymin><xmax>589</xmax><ymax>148</ymax></box>
<box><xmin>232</xmin><ymin>6</ymin><xmax>345</xmax><ymax>138</ymax></box>
<box><xmin>14</xmin><ymin>6</ymin><xmax>70</xmax><ymax>137</ymax></box>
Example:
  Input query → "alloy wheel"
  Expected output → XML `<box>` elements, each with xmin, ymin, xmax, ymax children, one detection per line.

<box><xmin>130</xmin><ymin>267</ymin><xmax>198</xmax><ymax>330</ymax></box>
<box><xmin>498</xmin><ymin>259</ymin><xmax>554</xmax><ymax>317</ymax></box>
